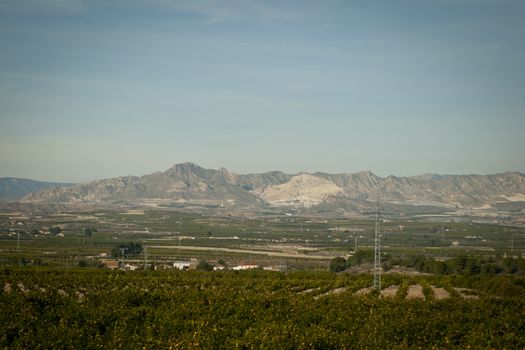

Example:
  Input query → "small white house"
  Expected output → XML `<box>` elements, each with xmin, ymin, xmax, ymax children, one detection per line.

<box><xmin>232</xmin><ymin>264</ymin><xmax>259</xmax><ymax>270</ymax></box>
<box><xmin>123</xmin><ymin>264</ymin><xmax>137</xmax><ymax>271</ymax></box>
<box><xmin>173</xmin><ymin>261</ymin><xmax>191</xmax><ymax>270</ymax></box>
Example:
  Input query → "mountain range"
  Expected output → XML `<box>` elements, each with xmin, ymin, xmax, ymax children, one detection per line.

<box><xmin>0</xmin><ymin>177</ymin><xmax>72</xmax><ymax>201</ymax></box>
<box><xmin>16</xmin><ymin>162</ymin><xmax>525</xmax><ymax>215</ymax></box>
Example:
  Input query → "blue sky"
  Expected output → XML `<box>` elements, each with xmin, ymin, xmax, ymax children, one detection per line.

<box><xmin>1</xmin><ymin>0</ymin><xmax>524</xmax><ymax>182</ymax></box>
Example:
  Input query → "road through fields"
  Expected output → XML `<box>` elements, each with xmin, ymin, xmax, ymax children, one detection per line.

<box><xmin>148</xmin><ymin>245</ymin><xmax>335</xmax><ymax>260</ymax></box>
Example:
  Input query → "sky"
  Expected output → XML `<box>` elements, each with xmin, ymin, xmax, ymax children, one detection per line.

<box><xmin>1</xmin><ymin>0</ymin><xmax>524</xmax><ymax>182</ymax></box>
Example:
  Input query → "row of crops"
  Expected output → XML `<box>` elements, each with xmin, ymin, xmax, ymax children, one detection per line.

<box><xmin>1</xmin><ymin>268</ymin><xmax>524</xmax><ymax>349</ymax></box>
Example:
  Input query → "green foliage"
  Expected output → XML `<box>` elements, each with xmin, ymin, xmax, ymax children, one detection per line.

<box><xmin>329</xmin><ymin>257</ymin><xmax>347</xmax><ymax>273</ymax></box>
<box><xmin>1</xmin><ymin>269</ymin><xmax>524</xmax><ymax>349</ymax></box>
<box><xmin>401</xmin><ymin>254</ymin><xmax>525</xmax><ymax>276</ymax></box>
<box><xmin>83</xmin><ymin>227</ymin><xmax>97</xmax><ymax>237</ymax></box>
<box><xmin>110</xmin><ymin>242</ymin><xmax>143</xmax><ymax>258</ymax></box>
<box><xmin>348</xmin><ymin>249</ymin><xmax>374</xmax><ymax>266</ymax></box>
<box><xmin>196</xmin><ymin>260</ymin><xmax>214</xmax><ymax>271</ymax></box>
<box><xmin>49</xmin><ymin>227</ymin><xmax>62</xmax><ymax>235</ymax></box>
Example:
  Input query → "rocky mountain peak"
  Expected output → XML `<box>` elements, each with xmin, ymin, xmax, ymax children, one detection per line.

<box><xmin>16</xmin><ymin>163</ymin><xmax>525</xmax><ymax>214</ymax></box>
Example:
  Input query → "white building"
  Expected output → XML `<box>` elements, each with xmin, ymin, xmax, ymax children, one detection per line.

<box><xmin>232</xmin><ymin>264</ymin><xmax>259</xmax><ymax>270</ymax></box>
<box><xmin>173</xmin><ymin>261</ymin><xmax>192</xmax><ymax>270</ymax></box>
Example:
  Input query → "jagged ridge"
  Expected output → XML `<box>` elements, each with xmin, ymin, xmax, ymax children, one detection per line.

<box><xmin>22</xmin><ymin>163</ymin><xmax>525</xmax><ymax>213</ymax></box>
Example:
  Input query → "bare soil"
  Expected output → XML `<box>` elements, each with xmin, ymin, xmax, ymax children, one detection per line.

<box><xmin>380</xmin><ymin>285</ymin><xmax>399</xmax><ymax>298</ymax></box>
<box><xmin>314</xmin><ymin>287</ymin><xmax>347</xmax><ymax>299</ymax></box>
<box><xmin>298</xmin><ymin>287</ymin><xmax>320</xmax><ymax>295</ymax></box>
<box><xmin>431</xmin><ymin>286</ymin><xmax>450</xmax><ymax>300</ymax></box>
<box><xmin>354</xmin><ymin>287</ymin><xmax>374</xmax><ymax>296</ymax></box>
<box><xmin>454</xmin><ymin>287</ymin><xmax>479</xmax><ymax>299</ymax></box>
<box><xmin>406</xmin><ymin>284</ymin><xmax>425</xmax><ymax>299</ymax></box>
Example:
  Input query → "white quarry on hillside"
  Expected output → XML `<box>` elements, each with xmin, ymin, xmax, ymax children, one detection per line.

<box><xmin>259</xmin><ymin>173</ymin><xmax>343</xmax><ymax>207</ymax></box>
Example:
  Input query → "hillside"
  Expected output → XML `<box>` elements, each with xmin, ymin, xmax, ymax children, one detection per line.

<box><xmin>0</xmin><ymin>178</ymin><xmax>72</xmax><ymax>200</ymax></box>
<box><xmin>259</xmin><ymin>173</ymin><xmax>343</xmax><ymax>207</ymax></box>
<box><xmin>25</xmin><ymin>163</ymin><xmax>265</xmax><ymax>209</ymax></box>
<box><xmin>22</xmin><ymin>163</ymin><xmax>525</xmax><ymax>214</ymax></box>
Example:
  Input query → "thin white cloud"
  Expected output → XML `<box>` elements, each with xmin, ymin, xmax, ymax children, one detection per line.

<box><xmin>0</xmin><ymin>0</ymin><xmax>306</xmax><ymax>21</ymax></box>
<box><xmin>124</xmin><ymin>0</ymin><xmax>305</xmax><ymax>22</ymax></box>
<box><xmin>0</xmin><ymin>0</ymin><xmax>87</xmax><ymax>15</ymax></box>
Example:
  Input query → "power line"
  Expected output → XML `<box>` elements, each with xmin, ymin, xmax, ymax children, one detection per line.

<box><xmin>373</xmin><ymin>200</ymin><xmax>381</xmax><ymax>291</ymax></box>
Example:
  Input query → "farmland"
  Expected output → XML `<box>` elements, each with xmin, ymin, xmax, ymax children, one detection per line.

<box><xmin>1</xmin><ymin>209</ymin><xmax>525</xmax><ymax>348</ymax></box>
<box><xmin>0</xmin><ymin>209</ymin><xmax>524</xmax><ymax>271</ymax></box>
<box><xmin>2</xmin><ymin>268</ymin><xmax>525</xmax><ymax>349</ymax></box>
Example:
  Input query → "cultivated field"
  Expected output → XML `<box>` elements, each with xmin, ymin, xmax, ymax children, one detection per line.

<box><xmin>1</xmin><ymin>268</ymin><xmax>524</xmax><ymax>349</ymax></box>
<box><xmin>0</xmin><ymin>209</ymin><xmax>524</xmax><ymax>270</ymax></box>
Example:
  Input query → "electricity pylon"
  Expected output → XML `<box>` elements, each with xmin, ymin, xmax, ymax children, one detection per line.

<box><xmin>373</xmin><ymin>200</ymin><xmax>381</xmax><ymax>291</ymax></box>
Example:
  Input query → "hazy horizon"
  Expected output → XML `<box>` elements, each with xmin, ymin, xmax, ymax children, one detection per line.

<box><xmin>1</xmin><ymin>0</ymin><xmax>524</xmax><ymax>182</ymax></box>
<box><xmin>2</xmin><ymin>161</ymin><xmax>524</xmax><ymax>185</ymax></box>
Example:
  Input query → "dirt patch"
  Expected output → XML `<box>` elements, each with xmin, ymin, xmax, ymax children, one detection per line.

<box><xmin>454</xmin><ymin>287</ymin><xmax>479</xmax><ymax>300</ymax></box>
<box><xmin>327</xmin><ymin>287</ymin><xmax>347</xmax><ymax>295</ymax></box>
<box><xmin>75</xmin><ymin>291</ymin><xmax>85</xmax><ymax>302</ymax></box>
<box><xmin>380</xmin><ymin>285</ymin><xmax>399</xmax><ymax>298</ymax></box>
<box><xmin>406</xmin><ymin>284</ymin><xmax>425</xmax><ymax>300</ymax></box>
<box><xmin>354</xmin><ymin>287</ymin><xmax>374</xmax><ymax>296</ymax></box>
<box><xmin>386</xmin><ymin>266</ymin><xmax>429</xmax><ymax>276</ymax></box>
<box><xmin>17</xmin><ymin>282</ymin><xmax>28</xmax><ymax>293</ymax></box>
<box><xmin>345</xmin><ymin>263</ymin><xmax>374</xmax><ymax>274</ymax></box>
<box><xmin>298</xmin><ymin>287</ymin><xmax>320</xmax><ymax>295</ymax></box>
<box><xmin>431</xmin><ymin>286</ymin><xmax>450</xmax><ymax>300</ymax></box>
<box><xmin>314</xmin><ymin>287</ymin><xmax>347</xmax><ymax>300</ymax></box>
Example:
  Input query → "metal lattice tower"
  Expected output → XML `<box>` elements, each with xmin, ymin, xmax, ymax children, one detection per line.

<box><xmin>143</xmin><ymin>245</ymin><xmax>148</xmax><ymax>270</ymax></box>
<box><xmin>373</xmin><ymin>200</ymin><xmax>381</xmax><ymax>291</ymax></box>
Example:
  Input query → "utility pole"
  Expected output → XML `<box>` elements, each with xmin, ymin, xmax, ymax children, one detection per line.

<box><xmin>144</xmin><ymin>245</ymin><xmax>148</xmax><ymax>270</ymax></box>
<box><xmin>179</xmin><ymin>236</ymin><xmax>182</xmax><ymax>257</ymax></box>
<box><xmin>373</xmin><ymin>200</ymin><xmax>381</xmax><ymax>291</ymax></box>
<box><xmin>17</xmin><ymin>231</ymin><xmax>20</xmax><ymax>266</ymax></box>
<box><xmin>119</xmin><ymin>248</ymin><xmax>127</xmax><ymax>268</ymax></box>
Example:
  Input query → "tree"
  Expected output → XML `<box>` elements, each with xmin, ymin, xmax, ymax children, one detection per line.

<box><xmin>481</xmin><ymin>263</ymin><xmax>501</xmax><ymax>275</ymax></box>
<box><xmin>83</xmin><ymin>228</ymin><xmax>93</xmax><ymax>237</ymax></box>
<box><xmin>465</xmin><ymin>257</ymin><xmax>481</xmax><ymax>275</ymax></box>
<box><xmin>329</xmin><ymin>257</ymin><xmax>347</xmax><ymax>273</ymax></box>
<box><xmin>433</xmin><ymin>260</ymin><xmax>450</xmax><ymax>274</ymax></box>
<box><xmin>49</xmin><ymin>226</ymin><xmax>62</xmax><ymax>235</ymax></box>
<box><xmin>411</xmin><ymin>255</ymin><xmax>427</xmax><ymax>271</ymax></box>
<box><xmin>196</xmin><ymin>260</ymin><xmax>214</xmax><ymax>271</ymax></box>
<box><xmin>348</xmin><ymin>249</ymin><xmax>374</xmax><ymax>266</ymax></box>
<box><xmin>111</xmin><ymin>242</ymin><xmax>143</xmax><ymax>258</ymax></box>
<box><xmin>450</xmin><ymin>255</ymin><xmax>468</xmax><ymax>273</ymax></box>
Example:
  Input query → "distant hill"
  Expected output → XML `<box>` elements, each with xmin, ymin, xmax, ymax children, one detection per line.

<box><xmin>22</xmin><ymin>163</ymin><xmax>525</xmax><ymax>215</ymax></box>
<box><xmin>0</xmin><ymin>177</ymin><xmax>73</xmax><ymax>200</ymax></box>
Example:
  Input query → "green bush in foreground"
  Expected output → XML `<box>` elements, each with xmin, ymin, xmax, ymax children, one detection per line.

<box><xmin>1</xmin><ymin>268</ymin><xmax>524</xmax><ymax>349</ymax></box>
